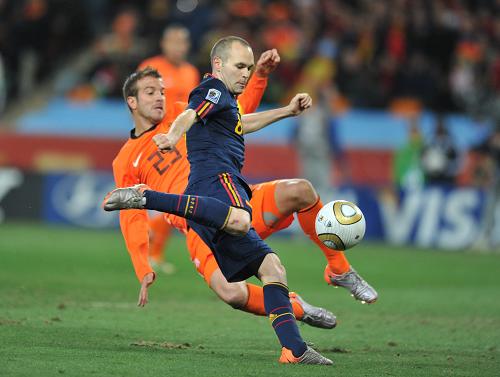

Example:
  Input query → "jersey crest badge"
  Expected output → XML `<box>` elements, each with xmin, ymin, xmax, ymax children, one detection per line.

<box><xmin>205</xmin><ymin>88</ymin><xmax>221</xmax><ymax>104</ymax></box>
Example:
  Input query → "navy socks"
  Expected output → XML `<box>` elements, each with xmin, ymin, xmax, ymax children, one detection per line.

<box><xmin>264</xmin><ymin>282</ymin><xmax>307</xmax><ymax>358</ymax></box>
<box><xmin>143</xmin><ymin>190</ymin><xmax>232</xmax><ymax>230</ymax></box>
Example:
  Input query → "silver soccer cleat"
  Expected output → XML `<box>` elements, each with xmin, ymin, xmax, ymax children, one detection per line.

<box><xmin>324</xmin><ymin>266</ymin><xmax>378</xmax><ymax>304</ymax></box>
<box><xmin>280</xmin><ymin>346</ymin><xmax>333</xmax><ymax>365</ymax></box>
<box><xmin>298</xmin><ymin>346</ymin><xmax>333</xmax><ymax>365</ymax></box>
<box><xmin>102</xmin><ymin>184</ymin><xmax>148</xmax><ymax>211</ymax></box>
<box><xmin>290</xmin><ymin>292</ymin><xmax>336</xmax><ymax>329</ymax></box>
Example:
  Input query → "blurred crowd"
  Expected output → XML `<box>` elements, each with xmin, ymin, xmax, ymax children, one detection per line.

<box><xmin>0</xmin><ymin>0</ymin><xmax>91</xmax><ymax>111</ymax></box>
<box><xmin>0</xmin><ymin>0</ymin><xmax>499</xmax><ymax>116</ymax></box>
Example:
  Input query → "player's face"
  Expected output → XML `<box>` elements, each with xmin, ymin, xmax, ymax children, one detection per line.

<box><xmin>221</xmin><ymin>42</ymin><xmax>254</xmax><ymax>95</ymax></box>
<box><xmin>134</xmin><ymin>76</ymin><xmax>165</xmax><ymax>123</ymax></box>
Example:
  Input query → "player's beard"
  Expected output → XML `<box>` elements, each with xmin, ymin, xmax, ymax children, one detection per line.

<box><xmin>138</xmin><ymin>107</ymin><xmax>163</xmax><ymax>126</ymax></box>
<box><xmin>136</xmin><ymin>93</ymin><xmax>164</xmax><ymax>120</ymax></box>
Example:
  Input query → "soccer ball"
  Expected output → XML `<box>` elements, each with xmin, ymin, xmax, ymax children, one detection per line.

<box><xmin>315</xmin><ymin>200</ymin><xmax>366</xmax><ymax>250</ymax></box>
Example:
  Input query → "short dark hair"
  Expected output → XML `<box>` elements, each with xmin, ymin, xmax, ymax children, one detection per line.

<box><xmin>122</xmin><ymin>67</ymin><xmax>162</xmax><ymax>111</ymax></box>
<box><xmin>210</xmin><ymin>36</ymin><xmax>251</xmax><ymax>66</ymax></box>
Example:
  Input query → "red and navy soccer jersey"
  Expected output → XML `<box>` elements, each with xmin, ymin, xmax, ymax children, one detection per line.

<box><xmin>186</xmin><ymin>74</ymin><xmax>244</xmax><ymax>185</ymax></box>
<box><xmin>185</xmin><ymin>74</ymin><xmax>274</xmax><ymax>282</ymax></box>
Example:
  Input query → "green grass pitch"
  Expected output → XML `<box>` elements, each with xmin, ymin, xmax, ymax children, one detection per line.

<box><xmin>1</xmin><ymin>222</ymin><xmax>499</xmax><ymax>376</ymax></box>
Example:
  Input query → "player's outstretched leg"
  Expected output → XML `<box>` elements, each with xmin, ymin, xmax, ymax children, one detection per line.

<box><xmin>258</xmin><ymin>254</ymin><xmax>332</xmax><ymax>365</ymax></box>
<box><xmin>103</xmin><ymin>184</ymin><xmax>250</xmax><ymax>236</ymax></box>
<box><xmin>271</xmin><ymin>179</ymin><xmax>378</xmax><ymax>303</ymax></box>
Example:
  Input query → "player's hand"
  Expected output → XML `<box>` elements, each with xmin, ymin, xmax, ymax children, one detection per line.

<box><xmin>288</xmin><ymin>93</ymin><xmax>312</xmax><ymax>115</ymax></box>
<box><xmin>137</xmin><ymin>272</ymin><xmax>155</xmax><ymax>307</ymax></box>
<box><xmin>153</xmin><ymin>133</ymin><xmax>176</xmax><ymax>153</ymax></box>
<box><xmin>255</xmin><ymin>49</ymin><xmax>280</xmax><ymax>77</ymax></box>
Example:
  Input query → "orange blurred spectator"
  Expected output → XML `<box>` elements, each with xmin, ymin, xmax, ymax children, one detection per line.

<box><xmin>138</xmin><ymin>24</ymin><xmax>200</xmax><ymax>119</ymax></box>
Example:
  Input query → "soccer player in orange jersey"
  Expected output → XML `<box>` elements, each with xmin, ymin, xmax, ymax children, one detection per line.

<box><xmin>136</xmin><ymin>44</ymin><xmax>378</xmax><ymax>305</ymax></box>
<box><xmin>111</xmin><ymin>65</ymin><xmax>337</xmax><ymax>332</ymax></box>
<box><xmin>111</xmin><ymin>63</ymin><xmax>337</xmax><ymax>364</ymax></box>
<box><xmin>110</xmin><ymin>58</ymin><xmax>376</xmax><ymax>322</ymax></box>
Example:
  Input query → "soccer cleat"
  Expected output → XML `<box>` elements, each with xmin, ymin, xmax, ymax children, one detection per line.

<box><xmin>102</xmin><ymin>184</ymin><xmax>149</xmax><ymax>211</ymax></box>
<box><xmin>324</xmin><ymin>265</ymin><xmax>378</xmax><ymax>304</ymax></box>
<box><xmin>279</xmin><ymin>346</ymin><xmax>333</xmax><ymax>365</ymax></box>
<box><xmin>289</xmin><ymin>292</ymin><xmax>336</xmax><ymax>329</ymax></box>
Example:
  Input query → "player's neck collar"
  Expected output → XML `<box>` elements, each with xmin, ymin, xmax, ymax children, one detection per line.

<box><xmin>203</xmin><ymin>73</ymin><xmax>235</xmax><ymax>97</ymax></box>
<box><xmin>130</xmin><ymin>124</ymin><xmax>159</xmax><ymax>139</ymax></box>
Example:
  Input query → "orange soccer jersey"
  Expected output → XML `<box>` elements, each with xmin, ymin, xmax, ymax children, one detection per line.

<box><xmin>112</xmin><ymin>102</ymin><xmax>189</xmax><ymax>281</ymax></box>
<box><xmin>113</xmin><ymin>74</ymin><xmax>269</xmax><ymax>282</ymax></box>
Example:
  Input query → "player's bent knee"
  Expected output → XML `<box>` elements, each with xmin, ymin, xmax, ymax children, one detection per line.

<box><xmin>291</xmin><ymin>179</ymin><xmax>317</xmax><ymax>206</ymax></box>
<box><xmin>210</xmin><ymin>270</ymin><xmax>249</xmax><ymax>309</ymax></box>
<box><xmin>224</xmin><ymin>208</ymin><xmax>251</xmax><ymax>236</ymax></box>
<box><xmin>218</xmin><ymin>284</ymin><xmax>248</xmax><ymax>309</ymax></box>
<box><xmin>279</xmin><ymin>179</ymin><xmax>318</xmax><ymax>211</ymax></box>
<box><xmin>224</xmin><ymin>289</ymin><xmax>248</xmax><ymax>309</ymax></box>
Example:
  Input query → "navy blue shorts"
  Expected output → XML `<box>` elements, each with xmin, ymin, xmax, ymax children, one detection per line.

<box><xmin>185</xmin><ymin>173</ymin><xmax>274</xmax><ymax>282</ymax></box>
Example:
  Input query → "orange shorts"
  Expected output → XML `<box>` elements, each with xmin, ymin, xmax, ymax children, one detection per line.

<box><xmin>186</xmin><ymin>180</ymin><xmax>295</xmax><ymax>285</ymax></box>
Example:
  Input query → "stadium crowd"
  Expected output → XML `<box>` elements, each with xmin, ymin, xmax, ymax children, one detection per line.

<box><xmin>1</xmin><ymin>0</ymin><xmax>499</xmax><ymax>115</ymax></box>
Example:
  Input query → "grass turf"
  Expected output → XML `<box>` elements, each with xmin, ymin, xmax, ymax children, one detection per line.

<box><xmin>0</xmin><ymin>222</ymin><xmax>499</xmax><ymax>376</ymax></box>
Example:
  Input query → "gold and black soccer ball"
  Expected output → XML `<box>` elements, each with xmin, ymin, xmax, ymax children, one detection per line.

<box><xmin>315</xmin><ymin>200</ymin><xmax>366</xmax><ymax>250</ymax></box>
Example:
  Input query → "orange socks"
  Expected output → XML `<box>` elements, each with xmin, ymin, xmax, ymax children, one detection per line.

<box><xmin>243</xmin><ymin>283</ymin><xmax>266</xmax><ymax>315</ymax></box>
<box><xmin>148</xmin><ymin>215</ymin><xmax>172</xmax><ymax>262</ymax></box>
<box><xmin>243</xmin><ymin>283</ymin><xmax>304</xmax><ymax>320</ymax></box>
<box><xmin>297</xmin><ymin>198</ymin><xmax>350</xmax><ymax>275</ymax></box>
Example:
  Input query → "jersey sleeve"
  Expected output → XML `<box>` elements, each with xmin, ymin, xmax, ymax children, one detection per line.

<box><xmin>237</xmin><ymin>74</ymin><xmax>268</xmax><ymax>114</ymax></box>
<box><xmin>187</xmin><ymin>80</ymin><xmax>226</xmax><ymax>122</ymax></box>
<box><xmin>119</xmin><ymin>210</ymin><xmax>155</xmax><ymax>282</ymax></box>
<box><xmin>112</xmin><ymin>153</ymin><xmax>155</xmax><ymax>283</ymax></box>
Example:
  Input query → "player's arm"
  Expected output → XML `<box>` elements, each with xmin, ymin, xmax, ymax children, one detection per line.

<box><xmin>118</xmin><ymin>210</ymin><xmax>156</xmax><ymax>307</ymax></box>
<box><xmin>154</xmin><ymin>81</ymin><xmax>225</xmax><ymax>151</ymax></box>
<box><xmin>237</xmin><ymin>49</ymin><xmax>280</xmax><ymax>114</ymax></box>
<box><xmin>241</xmin><ymin>93</ymin><xmax>312</xmax><ymax>134</ymax></box>
<box><xmin>153</xmin><ymin>109</ymin><xmax>197</xmax><ymax>152</ymax></box>
<box><xmin>112</xmin><ymin>163</ymin><xmax>156</xmax><ymax>306</ymax></box>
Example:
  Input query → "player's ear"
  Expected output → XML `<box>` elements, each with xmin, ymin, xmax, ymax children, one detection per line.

<box><xmin>127</xmin><ymin>96</ymin><xmax>137</xmax><ymax>111</ymax></box>
<box><xmin>213</xmin><ymin>56</ymin><xmax>223</xmax><ymax>71</ymax></box>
